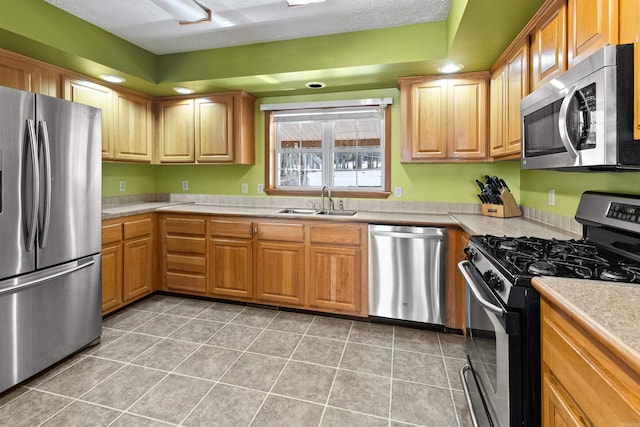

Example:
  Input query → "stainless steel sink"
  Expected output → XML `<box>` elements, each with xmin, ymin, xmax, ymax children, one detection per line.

<box><xmin>315</xmin><ymin>210</ymin><xmax>357</xmax><ymax>216</ymax></box>
<box><xmin>274</xmin><ymin>208</ymin><xmax>357</xmax><ymax>216</ymax></box>
<box><xmin>274</xmin><ymin>208</ymin><xmax>319</xmax><ymax>215</ymax></box>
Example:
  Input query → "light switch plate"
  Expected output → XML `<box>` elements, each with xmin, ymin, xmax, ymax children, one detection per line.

<box><xmin>241</xmin><ymin>183</ymin><xmax>248</xmax><ymax>194</ymax></box>
<box><xmin>257</xmin><ymin>184</ymin><xmax>264</xmax><ymax>194</ymax></box>
<box><xmin>548</xmin><ymin>189</ymin><xmax>555</xmax><ymax>206</ymax></box>
<box><xmin>394</xmin><ymin>186</ymin><xmax>402</xmax><ymax>198</ymax></box>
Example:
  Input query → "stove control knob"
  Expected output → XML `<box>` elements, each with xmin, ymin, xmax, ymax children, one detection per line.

<box><xmin>463</xmin><ymin>247</ymin><xmax>476</xmax><ymax>262</ymax></box>
<box><xmin>483</xmin><ymin>271</ymin><xmax>503</xmax><ymax>291</ymax></box>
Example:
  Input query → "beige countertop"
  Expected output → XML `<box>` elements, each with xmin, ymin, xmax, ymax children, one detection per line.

<box><xmin>533</xmin><ymin>276</ymin><xmax>640</xmax><ymax>374</ymax></box>
<box><xmin>102</xmin><ymin>202</ymin><xmax>581</xmax><ymax>239</ymax></box>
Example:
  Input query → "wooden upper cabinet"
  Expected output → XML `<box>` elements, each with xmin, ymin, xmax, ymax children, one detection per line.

<box><xmin>399</xmin><ymin>73</ymin><xmax>488</xmax><ymax>162</ymax></box>
<box><xmin>530</xmin><ymin>1</ymin><xmax>567</xmax><ymax>90</ymax></box>
<box><xmin>491</xmin><ymin>41</ymin><xmax>529</xmax><ymax>158</ymax></box>
<box><xmin>0</xmin><ymin>53</ymin><xmax>42</xmax><ymax>93</ymax></box>
<box><xmin>114</xmin><ymin>91</ymin><xmax>153</xmax><ymax>162</ymax></box>
<box><xmin>63</xmin><ymin>77</ymin><xmax>113</xmax><ymax>158</ymax></box>
<box><xmin>195</xmin><ymin>95</ymin><xmax>234</xmax><ymax>162</ymax></box>
<box><xmin>447</xmin><ymin>77</ymin><xmax>488</xmax><ymax>160</ymax></box>
<box><xmin>619</xmin><ymin>0</ymin><xmax>640</xmax><ymax>140</ymax></box>
<box><xmin>157</xmin><ymin>91</ymin><xmax>255</xmax><ymax>164</ymax></box>
<box><xmin>567</xmin><ymin>0</ymin><xmax>618</xmax><ymax>67</ymax></box>
<box><xmin>157</xmin><ymin>98</ymin><xmax>195</xmax><ymax>163</ymax></box>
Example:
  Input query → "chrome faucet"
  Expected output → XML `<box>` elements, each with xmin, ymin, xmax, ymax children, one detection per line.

<box><xmin>321</xmin><ymin>186</ymin><xmax>333</xmax><ymax>211</ymax></box>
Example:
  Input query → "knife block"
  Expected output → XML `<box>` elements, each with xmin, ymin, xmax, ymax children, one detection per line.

<box><xmin>481</xmin><ymin>189</ymin><xmax>522</xmax><ymax>218</ymax></box>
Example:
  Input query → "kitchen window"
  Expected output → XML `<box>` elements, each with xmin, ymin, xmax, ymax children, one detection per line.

<box><xmin>262</xmin><ymin>99</ymin><xmax>391</xmax><ymax>198</ymax></box>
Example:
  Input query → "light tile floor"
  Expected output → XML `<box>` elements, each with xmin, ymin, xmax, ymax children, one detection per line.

<box><xmin>0</xmin><ymin>294</ymin><xmax>472</xmax><ymax>427</ymax></box>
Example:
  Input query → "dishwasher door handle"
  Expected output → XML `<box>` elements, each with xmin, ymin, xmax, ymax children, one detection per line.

<box><xmin>370</xmin><ymin>230</ymin><xmax>445</xmax><ymax>239</ymax></box>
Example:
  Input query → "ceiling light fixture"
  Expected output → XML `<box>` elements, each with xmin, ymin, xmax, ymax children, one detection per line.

<box><xmin>174</xmin><ymin>87</ymin><xmax>195</xmax><ymax>94</ymax></box>
<box><xmin>150</xmin><ymin>0</ymin><xmax>211</xmax><ymax>24</ymax></box>
<box><xmin>305</xmin><ymin>81</ymin><xmax>326</xmax><ymax>89</ymax></box>
<box><xmin>437</xmin><ymin>63</ymin><xmax>464</xmax><ymax>73</ymax></box>
<box><xmin>100</xmin><ymin>75</ymin><xmax>126</xmax><ymax>84</ymax></box>
<box><xmin>287</xmin><ymin>0</ymin><xmax>326</xmax><ymax>6</ymax></box>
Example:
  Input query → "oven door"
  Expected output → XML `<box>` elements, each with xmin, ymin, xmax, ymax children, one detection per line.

<box><xmin>458</xmin><ymin>261</ymin><xmax>521</xmax><ymax>427</ymax></box>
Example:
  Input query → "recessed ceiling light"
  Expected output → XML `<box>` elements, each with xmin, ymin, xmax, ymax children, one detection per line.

<box><xmin>173</xmin><ymin>87</ymin><xmax>194</xmax><ymax>94</ymax></box>
<box><xmin>287</xmin><ymin>0</ymin><xmax>325</xmax><ymax>6</ymax></box>
<box><xmin>100</xmin><ymin>74</ymin><xmax>125</xmax><ymax>83</ymax></box>
<box><xmin>437</xmin><ymin>63</ymin><xmax>464</xmax><ymax>73</ymax></box>
<box><xmin>305</xmin><ymin>81</ymin><xmax>326</xmax><ymax>89</ymax></box>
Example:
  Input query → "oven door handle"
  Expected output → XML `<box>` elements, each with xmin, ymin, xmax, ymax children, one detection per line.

<box><xmin>458</xmin><ymin>261</ymin><xmax>504</xmax><ymax>316</ymax></box>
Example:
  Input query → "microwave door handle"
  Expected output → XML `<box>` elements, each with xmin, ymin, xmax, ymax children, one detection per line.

<box><xmin>558</xmin><ymin>85</ymin><xmax>579</xmax><ymax>160</ymax></box>
<box><xmin>458</xmin><ymin>261</ymin><xmax>504</xmax><ymax>316</ymax></box>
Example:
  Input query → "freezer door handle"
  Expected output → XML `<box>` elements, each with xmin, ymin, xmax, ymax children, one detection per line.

<box><xmin>38</xmin><ymin>121</ymin><xmax>52</xmax><ymax>249</ymax></box>
<box><xmin>25</xmin><ymin>119</ymin><xmax>40</xmax><ymax>252</ymax></box>
<box><xmin>0</xmin><ymin>257</ymin><xmax>95</xmax><ymax>295</ymax></box>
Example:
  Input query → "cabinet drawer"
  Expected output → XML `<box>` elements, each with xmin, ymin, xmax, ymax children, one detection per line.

<box><xmin>123</xmin><ymin>217</ymin><xmax>152</xmax><ymax>240</ymax></box>
<box><xmin>102</xmin><ymin>223</ymin><xmax>122</xmax><ymax>245</ymax></box>
<box><xmin>166</xmin><ymin>217</ymin><xmax>206</xmax><ymax>236</ymax></box>
<box><xmin>166</xmin><ymin>236</ymin><xmax>206</xmax><ymax>255</ymax></box>
<box><xmin>256</xmin><ymin>222</ymin><xmax>305</xmax><ymax>242</ymax></box>
<box><xmin>167</xmin><ymin>254</ymin><xmax>206</xmax><ymax>274</ymax></box>
<box><xmin>309</xmin><ymin>224</ymin><xmax>362</xmax><ymax>246</ymax></box>
<box><xmin>541</xmin><ymin>301</ymin><xmax>640</xmax><ymax>425</ymax></box>
<box><xmin>166</xmin><ymin>272</ymin><xmax>206</xmax><ymax>293</ymax></box>
<box><xmin>209</xmin><ymin>219</ymin><xmax>253</xmax><ymax>239</ymax></box>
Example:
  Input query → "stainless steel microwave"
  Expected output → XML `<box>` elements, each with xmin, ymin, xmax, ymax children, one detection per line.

<box><xmin>520</xmin><ymin>44</ymin><xmax>639</xmax><ymax>171</ymax></box>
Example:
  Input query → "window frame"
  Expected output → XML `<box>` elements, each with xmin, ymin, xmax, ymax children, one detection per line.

<box><xmin>264</xmin><ymin>105</ymin><xmax>391</xmax><ymax>198</ymax></box>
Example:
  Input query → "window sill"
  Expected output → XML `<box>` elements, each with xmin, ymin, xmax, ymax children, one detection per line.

<box><xmin>264</xmin><ymin>188</ymin><xmax>391</xmax><ymax>199</ymax></box>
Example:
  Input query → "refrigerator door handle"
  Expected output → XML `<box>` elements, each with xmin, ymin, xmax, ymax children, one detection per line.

<box><xmin>25</xmin><ymin>119</ymin><xmax>40</xmax><ymax>252</ymax></box>
<box><xmin>38</xmin><ymin>121</ymin><xmax>52</xmax><ymax>249</ymax></box>
<box><xmin>0</xmin><ymin>257</ymin><xmax>95</xmax><ymax>296</ymax></box>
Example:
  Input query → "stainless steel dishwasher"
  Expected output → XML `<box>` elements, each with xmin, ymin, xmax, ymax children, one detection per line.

<box><xmin>368</xmin><ymin>224</ymin><xmax>446</xmax><ymax>325</ymax></box>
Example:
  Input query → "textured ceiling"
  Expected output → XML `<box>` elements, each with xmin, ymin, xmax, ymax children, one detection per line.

<box><xmin>43</xmin><ymin>0</ymin><xmax>451</xmax><ymax>54</ymax></box>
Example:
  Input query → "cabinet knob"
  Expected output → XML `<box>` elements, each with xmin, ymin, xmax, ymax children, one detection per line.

<box><xmin>253</xmin><ymin>226</ymin><xmax>258</xmax><ymax>235</ymax></box>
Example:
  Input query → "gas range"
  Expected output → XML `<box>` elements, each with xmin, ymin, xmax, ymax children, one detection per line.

<box><xmin>460</xmin><ymin>192</ymin><xmax>640</xmax><ymax>427</ymax></box>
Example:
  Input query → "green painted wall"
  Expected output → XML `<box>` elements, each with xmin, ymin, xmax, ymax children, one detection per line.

<box><xmin>520</xmin><ymin>169</ymin><xmax>640</xmax><ymax>216</ymax></box>
<box><xmin>102</xmin><ymin>163</ymin><xmax>157</xmax><ymax>197</ymax></box>
<box><xmin>153</xmin><ymin>88</ymin><xmax>521</xmax><ymax>203</ymax></box>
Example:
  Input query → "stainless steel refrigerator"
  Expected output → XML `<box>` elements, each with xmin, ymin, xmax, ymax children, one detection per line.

<box><xmin>0</xmin><ymin>86</ymin><xmax>102</xmax><ymax>393</ymax></box>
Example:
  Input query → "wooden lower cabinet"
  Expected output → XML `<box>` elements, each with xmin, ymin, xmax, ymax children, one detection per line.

<box><xmin>161</xmin><ymin>216</ymin><xmax>207</xmax><ymax>294</ymax></box>
<box><xmin>158</xmin><ymin>214</ymin><xmax>368</xmax><ymax>316</ymax></box>
<box><xmin>208</xmin><ymin>218</ymin><xmax>253</xmax><ymax>299</ymax></box>
<box><xmin>539</xmin><ymin>297</ymin><xmax>640</xmax><ymax>426</ymax></box>
<box><xmin>101</xmin><ymin>213</ymin><xmax>154</xmax><ymax>315</ymax></box>
<box><xmin>446</xmin><ymin>226</ymin><xmax>469</xmax><ymax>330</ymax></box>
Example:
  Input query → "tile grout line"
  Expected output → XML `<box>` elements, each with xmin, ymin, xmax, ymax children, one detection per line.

<box><xmin>388</xmin><ymin>325</ymin><xmax>396</xmax><ymax>427</ymax></box>
<box><xmin>438</xmin><ymin>333</ymin><xmax>462</xmax><ymax>427</ymax></box>
<box><xmin>245</xmin><ymin>311</ymin><xmax>318</xmax><ymax>426</ymax></box>
<box><xmin>318</xmin><ymin>319</ymin><xmax>355</xmax><ymax>426</ymax></box>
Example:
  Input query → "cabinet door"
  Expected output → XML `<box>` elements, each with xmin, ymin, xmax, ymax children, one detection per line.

<box><xmin>0</xmin><ymin>53</ymin><xmax>42</xmax><ymax>93</ymax></box>
<box><xmin>158</xmin><ymin>99</ymin><xmax>195</xmax><ymax>163</ymax></box>
<box><xmin>489</xmin><ymin>66</ymin><xmax>506</xmax><ymax>157</ymax></box>
<box><xmin>567</xmin><ymin>0</ymin><xmax>618</xmax><ymax>67</ymax></box>
<box><xmin>308</xmin><ymin>246</ymin><xmax>361</xmax><ymax>314</ymax></box>
<box><xmin>195</xmin><ymin>95</ymin><xmax>234</xmax><ymax>162</ymax></box>
<box><xmin>408</xmin><ymin>80</ymin><xmax>448</xmax><ymax>160</ymax></box>
<box><xmin>505</xmin><ymin>43</ymin><xmax>528</xmax><ymax>155</ymax></box>
<box><xmin>531</xmin><ymin>2</ymin><xmax>567</xmax><ymax>90</ymax></box>
<box><xmin>63</xmin><ymin>77</ymin><xmax>113</xmax><ymax>158</ymax></box>
<box><xmin>123</xmin><ymin>235</ymin><xmax>153</xmax><ymax>302</ymax></box>
<box><xmin>101</xmin><ymin>242</ymin><xmax>123</xmax><ymax>314</ymax></box>
<box><xmin>447</xmin><ymin>78</ymin><xmax>488</xmax><ymax>159</ymax></box>
<box><xmin>114</xmin><ymin>91</ymin><xmax>153</xmax><ymax>162</ymax></box>
<box><xmin>208</xmin><ymin>238</ymin><xmax>253</xmax><ymax>299</ymax></box>
<box><xmin>255</xmin><ymin>241</ymin><xmax>305</xmax><ymax>306</ymax></box>
<box><xmin>542</xmin><ymin>369</ymin><xmax>590</xmax><ymax>427</ymax></box>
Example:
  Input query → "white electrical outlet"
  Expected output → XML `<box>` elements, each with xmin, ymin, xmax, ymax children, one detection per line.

<box><xmin>182</xmin><ymin>180</ymin><xmax>189</xmax><ymax>191</ymax></box>
<box><xmin>257</xmin><ymin>184</ymin><xmax>264</xmax><ymax>194</ymax></box>
<box><xmin>241</xmin><ymin>183</ymin><xmax>248</xmax><ymax>194</ymax></box>
<box><xmin>548</xmin><ymin>189</ymin><xmax>555</xmax><ymax>206</ymax></box>
<box><xmin>119</xmin><ymin>181</ymin><xmax>126</xmax><ymax>192</ymax></box>
<box><xmin>394</xmin><ymin>186</ymin><xmax>402</xmax><ymax>198</ymax></box>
